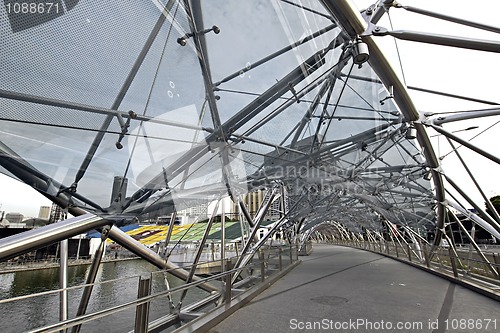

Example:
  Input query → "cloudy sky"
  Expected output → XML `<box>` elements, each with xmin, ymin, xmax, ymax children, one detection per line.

<box><xmin>357</xmin><ymin>0</ymin><xmax>500</xmax><ymax>208</ymax></box>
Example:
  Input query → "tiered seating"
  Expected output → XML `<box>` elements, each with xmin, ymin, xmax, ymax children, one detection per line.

<box><xmin>106</xmin><ymin>223</ymin><xmax>244</xmax><ymax>247</ymax></box>
<box><xmin>140</xmin><ymin>224</ymin><xmax>191</xmax><ymax>245</ymax></box>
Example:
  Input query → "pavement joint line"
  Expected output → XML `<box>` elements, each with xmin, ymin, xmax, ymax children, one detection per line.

<box><xmin>248</xmin><ymin>256</ymin><xmax>386</xmax><ymax>306</ymax></box>
<box><xmin>171</xmin><ymin>260</ymin><xmax>301</xmax><ymax>333</ymax></box>
<box><xmin>432</xmin><ymin>283</ymin><xmax>456</xmax><ymax>333</ymax></box>
<box><xmin>339</xmin><ymin>244</ymin><xmax>500</xmax><ymax>302</ymax></box>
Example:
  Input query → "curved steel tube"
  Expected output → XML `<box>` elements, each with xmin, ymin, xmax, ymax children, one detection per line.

<box><xmin>320</xmin><ymin>0</ymin><xmax>446</xmax><ymax>244</ymax></box>
<box><xmin>0</xmin><ymin>213</ymin><xmax>108</xmax><ymax>261</ymax></box>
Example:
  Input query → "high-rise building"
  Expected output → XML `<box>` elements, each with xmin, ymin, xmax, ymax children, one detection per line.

<box><xmin>110</xmin><ymin>176</ymin><xmax>128</xmax><ymax>207</ymax></box>
<box><xmin>178</xmin><ymin>201</ymin><xmax>209</xmax><ymax>224</ymax></box>
<box><xmin>232</xmin><ymin>189</ymin><xmax>287</xmax><ymax>222</ymax></box>
<box><xmin>5</xmin><ymin>212</ymin><xmax>24</xmax><ymax>224</ymax></box>
<box><xmin>38</xmin><ymin>206</ymin><xmax>50</xmax><ymax>219</ymax></box>
<box><xmin>49</xmin><ymin>202</ymin><xmax>67</xmax><ymax>224</ymax></box>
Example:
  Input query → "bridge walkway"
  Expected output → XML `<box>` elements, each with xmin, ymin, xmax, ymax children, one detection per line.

<box><xmin>211</xmin><ymin>244</ymin><xmax>500</xmax><ymax>333</ymax></box>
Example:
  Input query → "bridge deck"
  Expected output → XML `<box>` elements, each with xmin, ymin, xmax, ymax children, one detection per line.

<box><xmin>212</xmin><ymin>244</ymin><xmax>500</xmax><ymax>333</ymax></box>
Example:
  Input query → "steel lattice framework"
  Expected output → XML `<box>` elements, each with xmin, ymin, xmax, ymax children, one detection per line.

<box><xmin>0</xmin><ymin>0</ymin><xmax>499</xmax><ymax>331</ymax></box>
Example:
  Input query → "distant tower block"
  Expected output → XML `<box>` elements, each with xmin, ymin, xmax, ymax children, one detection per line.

<box><xmin>5</xmin><ymin>212</ymin><xmax>23</xmax><ymax>224</ymax></box>
<box><xmin>49</xmin><ymin>202</ymin><xmax>67</xmax><ymax>224</ymax></box>
<box><xmin>110</xmin><ymin>176</ymin><xmax>128</xmax><ymax>207</ymax></box>
<box><xmin>38</xmin><ymin>205</ymin><xmax>50</xmax><ymax>219</ymax></box>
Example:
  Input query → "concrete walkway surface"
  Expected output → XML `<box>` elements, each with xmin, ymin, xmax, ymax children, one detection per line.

<box><xmin>211</xmin><ymin>244</ymin><xmax>500</xmax><ymax>333</ymax></box>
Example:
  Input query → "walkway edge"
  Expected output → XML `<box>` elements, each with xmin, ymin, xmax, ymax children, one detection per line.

<box><xmin>173</xmin><ymin>260</ymin><xmax>302</xmax><ymax>333</ymax></box>
<box><xmin>344</xmin><ymin>245</ymin><xmax>500</xmax><ymax>302</ymax></box>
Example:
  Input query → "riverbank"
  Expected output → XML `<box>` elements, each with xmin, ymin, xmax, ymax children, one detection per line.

<box><xmin>0</xmin><ymin>256</ymin><xmax>140</xmax><ymax>274</ymax></box>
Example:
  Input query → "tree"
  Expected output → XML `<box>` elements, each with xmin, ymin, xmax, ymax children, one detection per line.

<box><xmin>485</xmin><ymin>195</ymin><xmax>500</xmax><ymax>217</ymax></box>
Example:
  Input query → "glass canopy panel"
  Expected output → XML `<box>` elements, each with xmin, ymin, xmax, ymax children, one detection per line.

<box><xmin>0</xmin><ymin>1</ymin><xmax>212</xmax><ymax>215</ymax></box>
<box><xmin>348</xmin><ymin>0</ymin><xmax>499</xmax><ymax>236</ymax></box>
<box><xmin>0</xmin><ymin>0</ymin><xmax>445</xmax><ymax>231</ymax></box>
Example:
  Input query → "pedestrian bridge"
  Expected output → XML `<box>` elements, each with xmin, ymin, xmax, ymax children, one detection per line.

<box><xmin>1</xmin><ymin>239</ymin><xmax>498</xmax><ymax>333</ymax></box>
<box><xmin>208</xmin><ymin>244</ymin><xmax>500</xmax><ymax>333</ymax></box>
<box><xmin>0</xmin><ymin>0</ymin><xmax>499</xmax><ymax>332</ymax></box>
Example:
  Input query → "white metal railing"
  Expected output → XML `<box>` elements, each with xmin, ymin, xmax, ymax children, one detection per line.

<box><xmin>330</xmin><ymin>239</ymin><xmax>500</xmax><ymax>294</ymax></box>
<box><xmin>0</xmin><ymin>243</ymin><xmax>300</xmax><ymax>333</ymax></box>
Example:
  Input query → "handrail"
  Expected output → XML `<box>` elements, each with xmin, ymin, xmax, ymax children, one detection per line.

<box><xmin>331</xmin><ymin>240</ymin><xmax>500</xmax><ymax>295</ymax></box>
<box><xmin>0</xmin><ymin>243</ymin><xmax>300</xmax><ymax>333</ymax></box>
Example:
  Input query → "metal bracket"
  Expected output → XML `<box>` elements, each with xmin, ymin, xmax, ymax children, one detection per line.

<box><xmin>102</xmin><ymin>225</ymin><xmax>111</xmax><ymax>238</ymax></box>
<box><xmin>379</xmin><ymin>85</ymin><xmax>394</xmax><ymax>105</ymax></box>
<box><xmin>288</xmin><ymin>82</ymin><xmax>300</xmax><ymax>103</ymax></box>
<box><xmin>177</xmin><ymin>25</ymin><xmax>220</xmax><ymax>46</ymax></box>
<box><xmin>362</xmin><ymin>0</ymin><xmax>399</xmax><ymax>25</ymax></box>
<box><xmin>115</xmin><ymin>110</ymin><xmax>137</xmax><ymax>149</ymax></box>
<box><xmin>57</xmin><ymin>182</ymin><xmax>78</xmax><ymax>195</ymax></box>
<box><xmin>371</xmin><ymin>26</ymin><xmax>390</xmax><ymax>36</ymax></box>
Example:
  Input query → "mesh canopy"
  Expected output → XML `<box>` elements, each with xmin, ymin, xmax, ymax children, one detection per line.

<box><xmin>4</xmin><ymin>0</ymin><xmax>499</xmax><ymax>241</ymax></box>
<box><xmin>3</xmin><ymin>3</ymin><xmax>500</xmax><ymax>332</ymax></box>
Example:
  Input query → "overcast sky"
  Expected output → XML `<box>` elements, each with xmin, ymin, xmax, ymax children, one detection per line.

<box><xmin>357</xmin><ymin>0</ymin><xmax>500</xmax><ymax>208</ymax></box>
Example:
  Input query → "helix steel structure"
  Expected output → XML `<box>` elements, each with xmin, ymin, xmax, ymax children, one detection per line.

<box><xmin>0</xmin><ymin>0</ymin><xmax>499</xmax><ymax>331</ymax></box>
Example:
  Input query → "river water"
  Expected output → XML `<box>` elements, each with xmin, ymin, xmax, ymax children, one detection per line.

<box><xmin>0</xmin><ymin>260</ymin><xmax>210</xmax><ymax>332</ymax></box>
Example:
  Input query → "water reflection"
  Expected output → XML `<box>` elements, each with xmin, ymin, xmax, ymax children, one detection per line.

<box><xmin>0</xmin><ymin>260</ymin><xmax>209</xmax><ymax>332</ymax></box>
<box><xmin>10</xmin><ymin>265</ymin><xmax>87</xmax><ymax>295</ymax></box>
<box><xmin>0</xmin><ymin>265</ymin><xmax>87</xmax><ymax>332</ymax></box>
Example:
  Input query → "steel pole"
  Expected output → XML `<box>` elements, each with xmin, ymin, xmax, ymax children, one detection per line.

<box><xmin>444</xmin><ymin>137</ymin><xmax>500</xmax><ymax>224</ymax></box>
<box><xmin>430</xmin><ymin>124</ymin><xmax>500</xmax><ymax>166</ymax></box>
<box><xmin>221</xmin><ymin>199</ymin><xmax>226</xmax><ymax>272</ymax></box>
<box><xmin>0</xmin><ymin>213</ymin><xmax>107</xmax><ymax>261</ymax></box>
<box><xmin>164</xmin><ymin>210</ymin><xmax>177</xmax><ymax>255</ymax></box>
<box><xmin>233</xmin><ymin>188</ymin><xmax>278</xmax><ymax>270</ymax></box>
<box><xmin>59</xmin><ymin>239</ymin><xmax>69</xmax><ymax>331</ymax></box>
<box><xmin>178</xmin><ymin>200</ymin><xmax>221</xmax><ymax>306</ymax></box>
<box><xmin>374</xmin><ymin>29</ymin><xmax>500</xmax><ymax>53</ymax></box>
<box><xmin>107</xmin><ymin>226</ymin><xmax>218</xmax><ymax>293</ymax></box>
<box><xmin>71</xmin><ymin>234</ymin><xmax>107</xmax><ymax>333</ymax></box>
<box><xmin>449</xmin><ymin>211</ymin><xmax>499</xmax><ymax>279</ymax></box>
<box><xmin>320</xmin><ymin>0</ymin><xmax>446</xmax><ymax>248</ymax></box>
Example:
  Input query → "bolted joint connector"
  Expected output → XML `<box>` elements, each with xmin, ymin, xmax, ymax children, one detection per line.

<box><xmin>101</xmin><ymin>226</ymin><xmax>111</xmax><ymax>241</ymax></box>
<box><xmin>128</xmin><ymin>110</ymin><xmax>137</xmax><ymax>119</ymax></box>
<box><xmin>352</xmin><ymin>37</ymin><xmax>369</xmax><ymax>65</ymax></box>
<box><xmin>177</xmin><ymin>36</ymin><xmax>187</xmax><ymax>46</ymax></box>
<box><xmin>177</xmin><ymin>25</ymin><xmax>221</xmax><ymax>46</ymax></box>
<box><xmin>115</xmin><ymin>110</ymin><xmax>137</xmax><ymax>149</ymax></box>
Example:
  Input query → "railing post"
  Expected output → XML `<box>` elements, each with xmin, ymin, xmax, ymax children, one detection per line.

<box><xmin>59</xmin><ymin>239</ymin><xmax>68</xmax><ymax>333</ymax></box>
<box><xmin>259</xmin><ymin>249</ymin><xmax>266</xmax><ymax>282</ymax></box>
<box><xmin>385</xmin><ymin>240</ymin><xmax>390</xmax><ymax>255</ymax></box>
<box><xmin>407</xmin><ymin>244</ymin><xmax>412</xmax><ymax>262</ymax></box>
<box><xmin>449</xmin><ymin>249</ymin><xmax>459</xmax><ymax>278</ymax></box>
<box><xmin>423</xmin><ymin>244</ymin><xmax>431</xmax><ymax>268</ymax></box>
<box><xmin>135</xmin><ymin>276</ymin><xmax>152</xmax><ymax>333</ymax></box>
<box><xmin>278</xmin><ymin>247</ymin><xmax>283</xmax><ymax>271</ymax></box>
<box><xmin>493</xmin><ymin>253</ymin><xmax>500</xmax><ymax>281</ymax></box>
<box><xmin>72</xmin><ymin>235</ymin><xmax>106</xmax><ymax>333</ymax></box>
<box><xmin>225</xmin><ymin>259</ymin><xmax>232</xmax><ymax>303</ymax></box>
